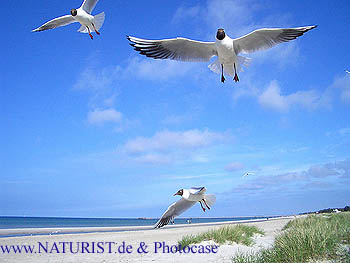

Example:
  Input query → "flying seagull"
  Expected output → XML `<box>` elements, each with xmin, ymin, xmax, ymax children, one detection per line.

<box><xmin>127</xmin><ymin>26</ymin><xmax>317</xmax><ymax>83</ymax></box>
<box><xmin>32</xmin><ymin>0</ymin><xmax>105</xmax><ymax>40</ymax></box>
<box><xmin>154</xmin><ymin>187</ymin><xmax>216</xmax><ymax>228</ymax></box>
<box><xmin>243</xmin><ymin>172</ymin><xmax>255</xmax><ymax>177</ymax></box>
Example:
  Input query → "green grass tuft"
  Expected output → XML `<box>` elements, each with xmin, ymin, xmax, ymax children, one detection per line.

<box><xmin>232</xmin><ymin>212</ymin><xmax>350</xmax><ymax>263</ymax></box>
<box><xmin>178</xmin><ymin>224</ymin><xmax>264</xmax><ymax>248</ymax></box>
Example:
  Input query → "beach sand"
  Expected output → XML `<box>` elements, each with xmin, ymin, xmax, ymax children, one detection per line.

<box><xmin>0</xmin><ymin>216</ymin><xmax>296</xmax><ymax>263</ymax></box>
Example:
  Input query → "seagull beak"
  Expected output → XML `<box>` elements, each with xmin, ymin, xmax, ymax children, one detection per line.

<box><xmin>173</xmin><ymin>192</ymin><xmax>179</xmax><ymax>196</ymax></box>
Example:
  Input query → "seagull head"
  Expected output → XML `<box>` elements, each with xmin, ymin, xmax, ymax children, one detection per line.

<box><xmin>70</xmin><ymin>9</ymin><xmax>78</xmax><ymax>16</ymax></box>
<box><xmin>216</xmin><ymin>29</ymin><xmax>226</xmax><ymax>40</ymax></box>
<box><xmin>173</xmin><ymin>189</ymin><xmax>183</xmax><ymax>196</ymax></box>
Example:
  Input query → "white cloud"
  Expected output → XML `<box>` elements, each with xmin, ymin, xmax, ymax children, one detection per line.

<box><xmin>121</xmin><ymin>129</ymin><xmax>231</xmax><ymax>165</ymax></box>
<box><xmin>306</xmin><ymin>164</ymin><xmax>339</xmax><ymax>178</ymax></box>
<box><xmin>258</xmin><ymin>80</ymin><xmax>288</xmax><ymax>112</ymax></box>
<box><xmin>331</xmin><ymin>74</ymin><xmax>350</xmax><ymax>102</ymax></box>
<box><xmin>124</xmin><ymin>129</ymin><xmax>228</xmax><ymax>154</ymax></box>
<box><xmin>87</xmin><ymin>108</ymin><xmax>122</xmax><ymax>125</ymax></box>
<box><xmin>74</xmin><ymin>64</ymin><xmax>125</xmax><ymax>128</ymax></box>
<box><xmin>258</xmin><ymin>80</ymin><xmax>330</xmax><ymax>112</ymax></box>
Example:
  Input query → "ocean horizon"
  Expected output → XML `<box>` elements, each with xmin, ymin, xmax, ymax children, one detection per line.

<box><xmin>0</xmin><ymin>216</ymin><xmax>270</xmax><ymax>230</ymax></box>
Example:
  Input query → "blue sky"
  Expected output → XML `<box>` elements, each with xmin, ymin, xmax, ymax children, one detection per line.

<box><xmin>1</xmin><ymin>0</ymin><xmax>350</xmax><ymax>218</ymax></box>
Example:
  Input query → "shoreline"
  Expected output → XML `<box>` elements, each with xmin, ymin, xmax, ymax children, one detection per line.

<box><xmin>0</xmin><ymin>216</ymin><xmax>292</xmax><ymax>238</ymax></box>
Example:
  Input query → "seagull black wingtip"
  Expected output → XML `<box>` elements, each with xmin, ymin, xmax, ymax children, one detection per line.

<box><xmin>308</xmin><ymin>25</ymin><xmax>318</xmax><ymax>30</ymax></box>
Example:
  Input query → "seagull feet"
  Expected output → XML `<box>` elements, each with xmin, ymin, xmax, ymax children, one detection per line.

<box><xmin>202</xmin><ymin>207</ymin><xmax>206</xmax><ymax>212</ymax></box>
<box><xmin>89</xmin><ymin>33</ymin><xmax>94</xmax><ymax>40</ymax></box>
<box><xmin>234</xmin><ymin>73</ymin><xmax>239</xmax><ymax>82</ymax></box>
<box><xmin>95</xmin><ymin>31</ymin><xmax>100</xmax><ymax>35</ymax></box>
<box><xmin>221</xmin><ymin>75</ymin><xmax>225</xmax><ymax>83</ymax></box>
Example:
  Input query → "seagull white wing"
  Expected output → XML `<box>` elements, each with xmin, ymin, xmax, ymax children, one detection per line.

<box><xmin>189</xmin><ymin>187</ymin><xmax>206</xmax><ymax>195</ymax></box>
<box><xmin>127</xmin><ymin>36</ymin><xmax>218</xmax><ymax>62</ymax></box>
<box><xmin>32</xmin><ymin>15</ymin><xmax>76</xmax><ymax>32</ymax></box>
<box><xmin>233</xmin><ymin>26</ymin><xmax>317</xmax><ymax>54</ymax></box>
<box><xmin>81</xmin><ymin>0</ymin><xmax>99</xmax><ymax>14</ymax></box>
<box><xmin>154</xmin><ymin>198</ymin><xmax>196</xmax><ymax>228</ymax></box>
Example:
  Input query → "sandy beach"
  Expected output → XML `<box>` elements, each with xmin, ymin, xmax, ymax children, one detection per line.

<box><xmin>0</xmin><ymin>216</ymin><xmax>296</xmax><ymax>263</ymax></box>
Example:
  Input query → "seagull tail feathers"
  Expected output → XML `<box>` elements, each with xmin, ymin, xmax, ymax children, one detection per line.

<box><xmin>208</xmin><ymin>56</ymin><xmax>251</xmax><ymax>76</ymax></box>
<box><xmin>205</xmin><ymin>194</ymin><xmax>216</xmax><ymax>207</ymax></box>
<box><xmin>208</xmin><ymin>58</ymin><xmax>221</xmax><ymax>75</ymax></box>
<box><xmin>93</xmin><ymin>12</ymin><xmax>105</xmax><ymax>31</ymax></box>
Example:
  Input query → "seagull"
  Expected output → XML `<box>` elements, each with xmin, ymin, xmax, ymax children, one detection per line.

<box><xmin>154</xmin><ymin>187</ymin><xmax>216</xmax><ymax>228</ymax></box>
<box><xmin>127</xmin><ymin>26</ymin><xmax>317</xmax><ymax>83</ymax></box>
<box><xmin>243</xmin><ymin>172</ymin><xmax>255</xmax><ymax>177</ymax></box>
<box><xmin>32</xmin><ymin>0</ymin><xmax>105</xmax><ymax>40</ymax></box>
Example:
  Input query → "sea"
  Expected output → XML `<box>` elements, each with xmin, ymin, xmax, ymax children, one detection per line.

<box><xmin>0</xmin><ymin>216</ymin><xmax>268</xmax><ymax>229</ymax></box>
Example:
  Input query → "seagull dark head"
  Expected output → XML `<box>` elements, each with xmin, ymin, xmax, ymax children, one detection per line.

<box><xmin>70</xmin><ymin>9</ymin><xmax>77</xmax><ymax>16</ymax></box>
<box><xmin>173</xmin><ymin>189</ymin><xmax>183</xmax><ymax>196</ymax></box>
<box><xmin>216</xmin><ymin>29</ymin><xmax>226</xmax><ymax>40</ymax></box>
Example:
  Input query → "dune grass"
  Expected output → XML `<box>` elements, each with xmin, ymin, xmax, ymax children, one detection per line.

<box><xmin>232</xmin><ymin>212</ymin><xmax>350</xmax><ymax>263</ymax></box>
<box><xmin>178</xmin><ymin>224</ymin><xmax>264</xmax><ymax>248</ymax></box>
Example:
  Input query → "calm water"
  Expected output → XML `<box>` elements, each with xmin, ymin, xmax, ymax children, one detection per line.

<box><xmin>0</xmin><ymin>216</ymin><xmax>268</xmax><ymax>229</ymax></box>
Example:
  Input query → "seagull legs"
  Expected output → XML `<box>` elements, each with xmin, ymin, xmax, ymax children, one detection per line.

<box><xmin>199</xmin><ymin>199</ymin><xmax>211</xmax><ymax>212</ymax></box>
<box><xmin>92</xmin><ymin>23</ymin><xmax>100</xmax><ymax>35</ymax></box>
<box><xmin>221</xmin><ymin>64</ymin><xmax>225</xmax><ymax>83</ymax></box>
<box><xmin>199</xmin><ymin>201</ymin><xmax>206</xmax><ymax>212</ymax></box>
<box><xmin>233</xmin><ymin>63</ymin><xmax>239</xmax><ymax>82</ymax></box>
<box><xmin>202</xmin><ymin>199</ymin><xmax>211</xmax><ymax>210</ymax></box>
<box><xmin>86</xmin><ymin>26</ymin><xmax>93</xmax><ymax>40</ymax></box>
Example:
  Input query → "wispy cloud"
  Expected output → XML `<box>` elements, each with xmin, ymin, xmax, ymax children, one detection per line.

<box><xmin>124</xmin><ymin>57</ymin><xmax>197</xmax><ymax>82</ymax></box>
<box><xmin>74</xmin><ymin>65</ymin><xmax>122</xmax><ymax>95</ymax></box>
<box><xmin>87</xmin><ymin>108</ymin><xmax>122</xmax><ymax>125</ymax></box>
<box><xmin>172</xmin><ymin>0</ymin><xmax>260</xmax><ymax>36</ymax></box>
<box><xmin>120</xmin><ymin>129</ymin><xmax>232</xmax><ymax>165</ymax></box>
<box><xmin>74</xmin><ymin>64</ymin><xmax>126</xmax><ymax>130</ymax></box>
<box><xmin>123</xmin><ymin>129</ymin><xmax>229</xmax><ymax>154</ymax></box>
<box><xmin>231</xmin><ymin>159</ymin><xmax>350</xmax><ymax>194</ymax></box>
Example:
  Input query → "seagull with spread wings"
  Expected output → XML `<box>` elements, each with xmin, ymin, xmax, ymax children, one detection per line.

<box><xmin>243</xmin><ymin>172</ymin><xmax>255</xmax><ymax>177</ymax></box>
<box><xmin>128</xmin><ymin>26</ymin><xmax>317</xmax><ymax>83</ymax></box>
<box><xmin>32</xmin><ymin>0</ymin><xmax>105</xmax><ymax>40</ymax></box>
<box><xmin>154</xmin><ymin>187</ymin><xmax>216</xmax><ymax>229</ymax></box>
